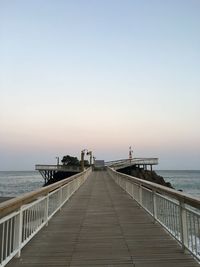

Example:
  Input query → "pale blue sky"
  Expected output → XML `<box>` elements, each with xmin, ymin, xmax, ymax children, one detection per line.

<box><xmin>0</xmin><ymin>0</ymin><xmax>200</xmax><ymax>170</ymax></box>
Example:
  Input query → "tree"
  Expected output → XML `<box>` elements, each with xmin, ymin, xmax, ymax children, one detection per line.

<box><xmin>61</xmin><ymin>155</ymin><xmax>80</xmax><ymax>166</ymax></box>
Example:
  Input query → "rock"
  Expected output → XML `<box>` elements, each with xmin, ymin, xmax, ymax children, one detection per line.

<box><xmin>119</xmin><ymin>167</ymin><xmax>174</xmax><ymax>189</ymax></box>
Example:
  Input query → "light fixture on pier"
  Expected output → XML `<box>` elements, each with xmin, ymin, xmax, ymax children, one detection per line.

<box><xmin>86</xmin><ymin>150</ymin><xmax>93</xmax><ymax>165</ymax></box>
<box><xmin>55</xmin><ymin>156</ymin><xmax>59</xmax><ymax>165</ymax></box>
<box><xmin>129</xmin><ymin>146</ymin><xmax>133</xmax><ymax>163</ymax></box>
<box><xmin>81</xmin><ymin>149</ymin><xmax>87</xmax><ymax>171</ymax></box>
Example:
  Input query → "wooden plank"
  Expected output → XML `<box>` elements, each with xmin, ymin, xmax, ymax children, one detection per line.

<box><xmin>6</xmin><ymin>171</ymin><xmax>199</xmax><ymax>267</ymax></box>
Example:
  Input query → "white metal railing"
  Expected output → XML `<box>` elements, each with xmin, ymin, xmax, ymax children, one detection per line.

<box><xmin>0</xmin><ymin>168</ymin><xmax>91</xmax><ymax>267</ymax></box>
<box><xmin>106</xmin><ymin>158</ymin><xmax>158</xmax><ymax>169</ymax></box>
<box><xmin>35</xmin><ymin>164</ymin><xmax>81</xmax><ymax>172</ymax></box>
<box><xmin>108</xmin><ymin>167</ymin><xmax>200</xmax><ymax>260</ymax></box>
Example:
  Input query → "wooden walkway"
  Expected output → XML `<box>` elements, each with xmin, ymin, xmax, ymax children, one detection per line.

<box><xmin>7</xmin><ymin>171</ymin><xmax>198</xmax><ymax>267</ymax></box>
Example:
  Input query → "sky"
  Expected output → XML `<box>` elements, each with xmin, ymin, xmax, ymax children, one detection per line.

<box><xmin>0</xmin><ymin>0</ymin><xmax>200</xmax><ymax>170</ymax></box>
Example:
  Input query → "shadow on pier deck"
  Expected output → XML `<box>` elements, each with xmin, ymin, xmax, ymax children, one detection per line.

<box><xmin>7</xmin><ymin>171</ymin><xmax>198</xmax><ymax>267</ymax></box>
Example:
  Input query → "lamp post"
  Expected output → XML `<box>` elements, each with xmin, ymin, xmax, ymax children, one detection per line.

<box><xmin>86</xmin><ymin>151</ymin><xmax>93</xmax><ymax>166</ymax></box>
<box><xmin>56</xmin><ymin>156</ymin><xmax>59</xmax><ymax>166</ymax></box>
<box><xmin>81</xmin><ymin>149</ymin><xmax>93</xmax><ymax>171</ymax></box>
<box><xmin>129</xmin><ymin>146</ymin><xmax>133</xmax><ymax>163</ymax></box>
<box><xmin>93</xmin><ymin>156</ymin><xmax>96</xmax><ymax>170</ymax></box>
<box><xmin>81</xmin><ymin>150</ymin><xmax>86</xmax><ymax>171</ymax></box>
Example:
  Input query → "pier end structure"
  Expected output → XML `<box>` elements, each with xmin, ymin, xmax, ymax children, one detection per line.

<box><xmin>106</xmin><ymin>157</ymin><xmax>158</xmax><ymax>171</ymax></box>
<box><xmin>35</xmin><ymin>164</ymin><xmax>81</xmax><ymax>185</ymax></box>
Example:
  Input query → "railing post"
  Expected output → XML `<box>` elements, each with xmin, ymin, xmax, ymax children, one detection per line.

<box><xmin>15</xmin><ymin>207</ymin><xmax>23</xmax><ymax>258</ymax></box>
<box><xmin>153</xmin><ymin>190</ymin><xmax>157</xmax><ymax>221</ymax></box>
<box><xmin>45</xmin><ymin>194</ymin><xmax>49</xmax><ymax>226</ymax></box>
<box><xmin>59</xmin><ymin>187</ymin><xmax>63</xmax><ymax>210</ymax></box>
<box><xmin>139</xmin><ymin>185</ymin><xmax>143</xmax><ymax>206</ymax></box>
<box><xmin>179</xmin><ymin>201</ymin><xmax>188</xmax><ymax>252</ymax></box>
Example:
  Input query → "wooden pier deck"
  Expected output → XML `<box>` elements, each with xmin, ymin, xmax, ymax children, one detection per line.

<box><xmin>6</xmin><ymin>171</ymin><xmax>198</xmax><ymax>267</ymax></box>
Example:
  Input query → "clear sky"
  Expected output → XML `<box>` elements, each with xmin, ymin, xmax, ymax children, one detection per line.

<box><xmin>0</xmin><ymin>0</ymin><xmax>200</xmax><ymax>170</ymax></box>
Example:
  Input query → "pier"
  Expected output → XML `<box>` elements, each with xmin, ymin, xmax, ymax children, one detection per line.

<box><xmin>106</xmin><ymin>158</ymin><xmax>158</xmax><ymax>171</ymax></box>
<box><xmin>35</xmin><ymin>164</ymin><xmax>81</xmax><ymax>184</ymax></box>
<box><xmin>36</xmin><ymin>158</ymin><xmax>158</xmax><ymax>184</ymax></box>
<box><xmin>0</xmin><ymin>163</ymin><xmax>200</xmax><ymax>266</ymax></box>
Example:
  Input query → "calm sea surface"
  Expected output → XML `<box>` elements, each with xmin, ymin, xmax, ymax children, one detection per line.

<box><xmin>0</xmin><ymin>170</ymin><xmax>200</xmax><ymax>198</ymax></box>
<box><xmin>0</xmin><ymin>171</ymin><xmax>43</xmax><ymax>197</ymax></box>
<box><xmin>156</xmin><ymin>170</ymin><xmax>200</xmax><ymax>198</ymax></box>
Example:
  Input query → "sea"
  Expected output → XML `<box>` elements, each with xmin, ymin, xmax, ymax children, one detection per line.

<box><xmin>0</xmin><ymin>170</ymin><xmax>200</xmax><ymax>198</ymax></box>
<box><xmin>156</xmin><ymin>170</ymin><xmax>200</xmax><ymax>198</ymax></box>
<box><xmin>0</xmin><ymin>171</ymin><xmax>43</xmax><ymax>197</ymax></box>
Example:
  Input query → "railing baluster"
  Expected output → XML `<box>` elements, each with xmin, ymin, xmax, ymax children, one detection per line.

<box><xmin>9</xmin><ymin>218</ymin><xmax>12</xmax><ymax>255</ymax></box>
<box><xmin>194</xmin><ymin>215</ymin><xmax>198</xmax><ymax>256</ymax></box>
<box><xmin>191</xmin><ymin>213</ymin><xmax>194</xmax><ymax>252</ymax></box>
<box><xmin>5</xmin><ymin>221</ymin><xmax>8</xmax><ymax>258</ymax></box>
<box><xmin>45</xmin><ymin>194</ymin><xmax>49</xmax><ymax>225</ymax></box>
<box><xmin>139</xmin><ymin>185</ymin><xmax>142</xmax><ymax>205</ymax></box>
<box><xmin>1</xmin><ymin>223</ymin><xmax>5</xmax><ymax>262</ymax></box>
<box><xmin>153</xmin><ymin>191</ymin><xmax>157</xmax><ymax>221</ymax></box>
<box><xmin>15</xmin><ymin>208</ymin><xmax>23</xmax><ymax>258</ymax></box>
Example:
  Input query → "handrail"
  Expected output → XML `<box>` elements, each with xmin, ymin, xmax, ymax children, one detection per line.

<box><xmin>106</xmin><ymin>157</ymin><xmax>158</xmax><ymax>163</ymax></box>
<box><xmin>108</xmin><ymin>167</ymin><xmax>200</xmax><ymax>209</ymax></box>
<box><xmin>106</xmin><ymin>158</ymin><xmax>158</xmax><ymax>167</ymax></box>
<box><xmin>0</xmin><ymin>168</ymin><xmax>90</xmax><ymax>219</ymax></box>
<box><xmin>108</xmin><ymin>167</ymin><xmax>200</xmax><ymax>260</ymax></box>
<box><xmin>35</xmin><ymin>164</ymin><xmax>81</xmax><ymax>171</ymax></box>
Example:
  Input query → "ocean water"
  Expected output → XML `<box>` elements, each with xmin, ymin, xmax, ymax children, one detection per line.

<box><xmin>156</xmin><ymin>170</ymin><xmax>200</xmax><ymax>198</ymax></box>
<box><xmin>0</xmin><ymin>170</ymin><xmax>200</xmax><ymax>199</ymax></box>
<box><xmin>0</xmin><ymin>171</ymin><xmax>43</xmax><ymax>197</ymax></box>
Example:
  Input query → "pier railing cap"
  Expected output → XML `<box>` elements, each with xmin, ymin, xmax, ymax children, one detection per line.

<box><xmin>105</xmin><ymin>158</ymin><xmax>158</xmax><ymax>168</ymax></box>
<box><xmin>108</xmin><ymin>167</ymin><xmax>200</xmax><ymax>209</ymax></box>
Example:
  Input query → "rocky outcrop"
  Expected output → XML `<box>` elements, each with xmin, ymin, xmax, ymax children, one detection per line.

<box><xmin>118</xmin><ymin>167</ymin><xmax>173</xmax><ymax>189</ymax></box>
<box><xmin>44</xmin><ymin>171</ymin><xmax>79</xmax><ymax>186</ymax></box>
